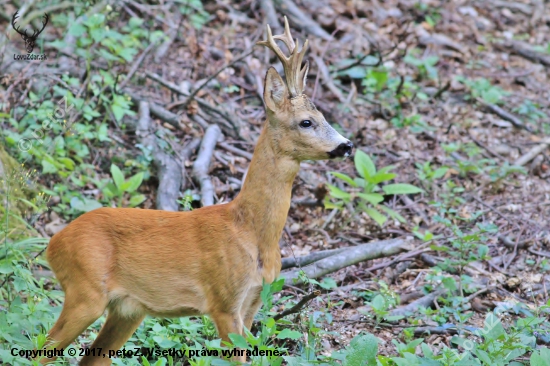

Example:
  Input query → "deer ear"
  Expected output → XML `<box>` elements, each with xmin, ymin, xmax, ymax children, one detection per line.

<box><xmin>263</xmin><ymin>67</ymin><xmax>287</xmax><ymax>111</ymax></box>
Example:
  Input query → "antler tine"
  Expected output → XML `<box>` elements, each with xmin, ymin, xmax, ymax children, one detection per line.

<box><xmin>256</xmin><ymin>23</ymin><xmax>290</xmax><ymax>67</ymax></box>
<box><xmin>257</xmin><ymin>16</ymin><xmax>310</xmax><ymax>97</ymax></box>
<box><xmin>34</xmin><ymin>13</ymin><xmax>49</xmax><ymax>36</ymax></box>
<box><xmin>11</xmin><ymin>11</ymin><xmax>26</xmax><ymax>36</ymax></box>
<box><xmin>272</xmin><ymin>16</ymin><xmax>295</xmax><ymax>53</ymax></box>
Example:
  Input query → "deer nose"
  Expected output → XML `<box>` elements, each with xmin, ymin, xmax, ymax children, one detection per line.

<box><xmin>329</xmin><ymin>141</ymin><xmax>354</xmax><ymax>158</ymax></box>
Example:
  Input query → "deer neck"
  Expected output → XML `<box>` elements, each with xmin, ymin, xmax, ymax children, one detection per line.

<box><xmin>232</xmin><ymin>125</ymin><xmax>299</xmax><ymax>274</ymax></box>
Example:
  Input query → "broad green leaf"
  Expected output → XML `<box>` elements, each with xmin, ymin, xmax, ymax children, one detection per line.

<box><xmin>343</xmin><ymin>333</ymin><xmax>378</xmax><ymax>366</ymax></box>
<box><xmin>371</xmin><ymin>172</ymin><xmax>396</xmax><ymax>185</ymax></box>
<box><xmin>70</xmin><ymin>197</ymin><xmax>102</xmax><ymax>212</ymax></box>
<box><xmin>480</xmin><ymin>313</ymin><xmax>505</xmax><ymax>342</ymax></box>
<box><xmin>129</xmin><ymin>194</ymin><xmax>146</xmax><ymax>207</ymax></box>
<box><xmin>354</xmin><ymin>177</ymin><xmax>366</xmax><ymax>187</ymax></box>
<box><xmin>126</xmin><ymin>172</ymin><xmax>144</xmax><ymax>192</ymax></box>
<box><xmin>152</xmin><ymin>336</ymin><xmax>177</xmax><ymax>349</ymax></box>
<box><xmin>277</xmin><ymin>329</ymin><xmax>302</xmax><ymax>340</ymax></box>
<box><xmin>330</xmin><ymin>172</ymin><xmax>358</xmax><ymax>187</ymax></box>
<box><xmin>320</xmin><ymin>277</ymin><xmax>337</xmax><ymax>289</ymax></box>
<box><xmin>433</xmin><ymin>167</ymin><xmax>448</xmax><ymax>179</ymax></box>
<box><xmin>57</xmin><ymin>157</ymin><xmax>75</xmax><ymax>170</ymax></box>
<box><xmin>357</xmin><ymin>193</ymin><xmax>384</xmax><ymax>205</ymax></box>
<box><xmin>383</xmin><ymin>183</ymin><xmax>423</xmax><ymax>195</ymax></box>
<box><xmin>371</xmin><ymin>69</ymin><xmax>388</xmax><ymax>91</ymax></box>
<box><xmin>365</xmin><ymin>208</ymin><xmax>387</xmax><ymax>226</ymax></box>
<box><xmin>442</xmin><ymin>277</ymin><xmax>457</xmax><ymax>291</ymax></box>
<box><xmin>228</xmin><ymin>333</ymin><xmax>249</xmax><ymax>349</ymax></box>
<box><xmin>327</xmin><ymin>184</ymin><xmax>351</xmax><ymax>200</ymax></box>
<box><xmin>110</xmin><ymin>164</ymin><xmax>125</xmax><ymax>190</ymax></box>
<box><xmin>531</xmin><ymin>347</ymin><xmax>550</xmax><ymax>366</ymax></box>
<box><xmin>354</xmin><ymin>150</ymin><xmax>376</xmax><ymax>178</ymax></box>
<box><xmin>324</xmin><ymin>200</ymin><xmax>344</xmax><ymax>210</ymax></box>
<box><xmin>41</xmin><ymin>159</ymin><xmax>58</xmax><ymax>174</ymax></box>
<box><xmin>378</xmin><ymin>205</ymin><xmax>407</xmax><ymax>223</ymax></box>
<box><xmin>371</xmin><ymin>295</ymin><xmax>386</xmax><ymax>311</ymax></box>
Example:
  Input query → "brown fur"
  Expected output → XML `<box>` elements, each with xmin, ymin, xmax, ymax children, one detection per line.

<box><xmin>41</xmin><ymin>37</ymin><xmax>350</xmax><ymax>366</ymax></box>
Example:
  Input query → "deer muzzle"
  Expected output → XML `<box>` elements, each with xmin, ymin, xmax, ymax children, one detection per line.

<box><xmin>328</xmin><ymin>141</ymin><xmax>354</xmax><ymax>158</ymax></box>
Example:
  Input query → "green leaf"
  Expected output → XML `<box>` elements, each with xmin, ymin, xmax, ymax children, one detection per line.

<box><xmin>57</xmin><ymin>157</ymin><xmax>75</xmax><ymax>170</ymax></box>
<box><xmin>378</xmin><ymin>205</ymin><xmax>407</xmax><ymax>223</ymax></box>
<box><xmin>371</xmin><ymin>69</ymin><xmax>388</xmax><ymax>91</ymax></box>
<box><xmin>365</xmin><ymin>208</ymin><xmax>387</xmax><ymax>226</ymax></box>
<box><xmin>277</xmin><ymin>329</ymin><xmax>302</xmax><ymax>340</ymax></box>
<box><xmin>442</xmin><ymin>277</ymin><xmax>457</xmax><ymax>291</ymax></box>
<box><xmin>343</xmin><ymin>333</ymin><xmax>378</xmax><ymax>366</ymax></box>
<box><xmin>70</xmin><ymin>197</ymin><xmax>102</xmax><ymax>212</ymax></box>
<box><xmin>330</xmin><ymin>172</ymin><xmax>358</xmax><ymax>187</ymax></box>
<box><xmin>228</xmin><ymin>333</ymin><xmax>249</xmax><ymax>349</ymax></box>
<box><xmin>110</xmin><ymin>164</ymin><xmax>125</xmax><ymax>190</ymax></box>
<box><xmin>320</xmin><ymin>277</ymin><xmax>337</xmax><ymax>290</ymax></box>
<box><xmin>481</xmin><ymin>88</ymin><xmax>502</xmax><ymax>104</ymax></box>
<box><xmin>41</xmin><ymin>159</ymin><xmax>58</xmax><ymax>174</ymax></box>
<box><xmin>357</xmin><ymin>193</ymin><xmax>384</xmax><ymax>205</ymax></box>
<box><xmin>480</xmin><ymin>313</ymin><xmax>505</xmax><ymax>342</ymax></box>
<box><xmin>371</xmin><ymin>295</ymin><xmax>386</xmax><ymax>311</ymax></box>
<box><xmin>370</xmin><ymin>172</ymin><xmax>396</xmax><ymax>185</ymax></box>
<box><xmin>354</xmin><ymin>150</ymin><xmax>376</xmax><ymax>178</ymax></box>
<box><xmin>129</xmin><ymin>194</ymin><xmax>146</xmax><ymax>207</ymax></box>
<box><xmin>126</xmin><ymin>172</ymin><xmax>144</xmax><ymax>193</ymax></box>
<box><xmin>327</xmin><ymin>184</ymin><xmax>351</xmax><ymax>200</ymax></box>
<box><xmin>324</xmin><ymin>200</ymin><xmax>344</xmax><ymax>210</ymax></box>
<box><xmin>433</xmin><ymin>167</ymin><xmax>448</xmax><ymax>179</ymax></box>
<box><xmin>383</xmin><ymin>183</ymin><xmax>423</xmax><ymax>195</ymax></box>
<box><xmin>531</xmin><ymin>347</ymin><xmax>550</xmax><ymax>366</ymax></box>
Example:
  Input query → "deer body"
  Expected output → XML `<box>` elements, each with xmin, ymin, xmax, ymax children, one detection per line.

<box><xmin>43</xmin><ymin>18</ymin><xmax>352</xmax><ymax>365</ymax></box>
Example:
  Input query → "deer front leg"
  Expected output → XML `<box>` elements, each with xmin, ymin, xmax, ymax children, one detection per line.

<box><xmin>242</xmin><ymin>296</ymin><xmax>263</xmax><ymax>332</ymax></box>
<box><xmin>210</xmin><ymin>311</ymin><xmax>245</xmax><ymax>363</ymax></box>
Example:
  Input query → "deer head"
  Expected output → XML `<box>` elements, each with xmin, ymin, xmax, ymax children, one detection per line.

<box><xmin>257</xmin><ymin>17</ymin><xmax>353</xmax><ymax>161</ymax></box>
<box><xmin>12</xmin><ymin>11</ymin><xmax>49</xmax><ymax>54</ymax></box>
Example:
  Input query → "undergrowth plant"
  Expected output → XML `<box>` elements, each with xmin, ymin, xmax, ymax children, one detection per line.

<box><xmin>325</xmin><ymin>150</ymin><xmax>423</xmax><ymax>226</ymax></box>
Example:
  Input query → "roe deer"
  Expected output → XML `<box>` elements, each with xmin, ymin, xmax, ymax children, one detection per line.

<box><xmin>42</xmin><ymin>17</ymin><xmax>353</xmax><ymax>365</ymax></box>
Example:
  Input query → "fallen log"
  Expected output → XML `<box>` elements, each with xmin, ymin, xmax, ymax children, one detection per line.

<box><xmin>281</xmin><ymin>238</ymin><xmax>412</xmax><ymax>285</ymax></box>
<box><xmin>193</xmin><ymin>124</ymin><xmax>222</xmax><ymax>207</ymax></box>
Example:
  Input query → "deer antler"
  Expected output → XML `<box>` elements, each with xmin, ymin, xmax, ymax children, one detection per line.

<box><xmin>32</xmin><ymin>13</ymin><xmax>49</xmax><ymax>37</ymax></box>
<box><xmin>257</xmin><ymin>16</ymin><xmax>309</xmax><ymax>98</ymax></box>
<box><xmin>11</xmin><ymin>11</ymin><xmax>27</xmax><ymax>37</ymax></box>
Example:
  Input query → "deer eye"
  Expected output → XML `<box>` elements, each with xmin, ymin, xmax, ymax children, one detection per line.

<box><xmin>299</xmin><ymin>120</ymin><xmax>312</xmax><ymax>128</ymax></box>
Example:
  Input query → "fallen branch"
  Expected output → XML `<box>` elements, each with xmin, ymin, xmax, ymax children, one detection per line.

<box><xmin>513</xmin><ymin>138</ymin><xmax>550</xmax><ymax>166</ymax></box>
<box><xmin>274</xmin><ymin>0</ymin><xmax>331</xmax><ymax>40</ymax></box>
<box><xmin>136</xmin><ymin>101</ymin><xmax>182</xmax><ymax>211</ymax></box>
<box><xmin>413</xmin><ymin>324</ymin><xmax>460</xmax><ymax>336</ymax></box>
<box><xmin>127</xmin><ymin>90</ymin><xmax>182</xmax><ymax>129</ymax></box>
<box><xmin>145</xmin><ymin>71</ymin><xmax>241</xmax><ymax>137</ymax></box>
<box><xmin>312</xmin><ymin>56</ymin><xmax>345</xmax><ymax>103</ymax></box>
<box><xmin>154</xmin><ymin>11</ymin><xmax>181</xmax><ymax>63</ymax></box>
<box><xmin>118</xmin><ymin>41</ymin><xmax>158</xmax><ymax>91</ymax></box>
<box><xmin>281</xmin><ymin>238</ymin><xmax>412</xmax><ymax>285</ymax></box>
<box><xmin>503</xmin><ymin>40</ymin><xmax>550</xmax><ymax>66</ymax></box>
<box><xmin>281</xmin><ymin>248</ymin><xmax>348</xmax><ymax>270</ymax></box>
<box><xmin>389</xmin><ymin>289</ymin><xmax>445</xmax><ymax>317</ymax></box>
<box><xmin>273</xmin><ymin>290</ymin><xmax>321</xmax><ymax>321</ymax></box>
<box><xmin>259</xmin><ymin>0</ymin><xmax>282</xmax><ymax>33</ymax></box>
<box><xmin>193</xmin><ymin>124</ymin><xmax>222</xmax><ymax>207</ymax></box>
<box><xmin>479</xmin><ymin>100</ymin><xmax>534</xmax><ymax>133</ymax></box>
<box><xmin>181</xmin><ymin>49</ymin><xmax>254</xmax><ymax>109</ymax></box>
<box><xmin>218</xmin><ymin>142</ymin><xmax>253</xmax><ymax>160</ymax></box>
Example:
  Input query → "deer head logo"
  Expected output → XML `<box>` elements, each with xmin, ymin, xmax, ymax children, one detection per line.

<box><xmin>12</xmin><ymin>11</ymin><xmax>49</xmax><ymax>54</ymax></box>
